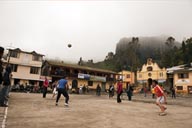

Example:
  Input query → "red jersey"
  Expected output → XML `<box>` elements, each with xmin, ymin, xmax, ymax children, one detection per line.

<box><xmin>43</xmin><ymin>79</ymin><xmax>49</xmax><ymax>87</ymax></box>
<box><xmin>154</xmin><ymin>85</ymin><xmax>164</xmax><ymax>97</ymax></box>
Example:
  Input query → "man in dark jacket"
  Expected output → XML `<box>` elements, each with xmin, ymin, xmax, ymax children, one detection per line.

<box><xmin>0</xmin><ymin>65</ymin><xmax>12</xmax><ymax>107</ymax></box>
<box><xmin>0</xmin><ymin>47</ymin><xmax>11</xmax><ymax>107</ymax></box>
<box><xmin>126</xmin><ymin>83</ymin><xmax>133</xmax><ymax>101</ymax></box>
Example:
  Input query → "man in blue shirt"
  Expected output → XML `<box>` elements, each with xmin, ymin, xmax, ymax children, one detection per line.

<box><xmin>56</xmin><ymin>76</ymin><xmax>69</xmax><ymax>106</ymax></box>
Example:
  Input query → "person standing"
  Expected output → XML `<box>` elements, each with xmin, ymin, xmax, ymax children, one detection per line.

<box><xmin>152</xmin><ymin>80</ymin><xmax>167</xmax><ymax>116</ymax></box>
<box><xmin>43</xmin><ymin>77</ymin><xmax>49</xmax><ymax>98</ymax></box>
<box><xmin>117</xmin><ymin>80</ymin><xmax>123</xmax><ymax>103</ymax></box>
<box><xmin>143</xmin><ymin>86</ymin><xmax>147</xmax><ymax>97</ymax></box>
<box><xmin>79</xmin><ymin>85</ymin><xmax>83</xmax><ymax>94</ymax></box>
<box><xmin>126</xmin><ymin>83</ymin><xmax>133</xmax><ymax>101</ymax></box>
<box><xmin>109</xmin><ymin>84</ymin><xmax>114</xmax><ymax>98</ymax></box>
<box><xmin>55</xmin><ymin>76</ymin><xmax>69</xmax><ymax>106</ymax></box>
<box><xmin>96</xmin><ymin>84</ymin><xmax>101</xmax><ymax>96</ymax></box>
<box><xmin>82</xmin><ymin>85</ymin><xmax>86</xmax><ymax>94</ymax></box>
<box><xmin>0</xmin><ymin>47</ymin><xmax>7</xmax><ymax>107</ymax></box>
<box><xmin>171</xmin><ymin>86</ymin><xmax>176</xmax><ymax>99</ymax></box>
<box><xmin>0</xmin><ymin>65</ymin><xmax>12</xmax><ymax>107</ymax></box>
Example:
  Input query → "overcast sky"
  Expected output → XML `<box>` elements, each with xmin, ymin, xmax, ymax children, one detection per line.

<box><xmin>0</xmin><ymin>0</ymin><xmax>192</xmax><ymax>62</ymax></box>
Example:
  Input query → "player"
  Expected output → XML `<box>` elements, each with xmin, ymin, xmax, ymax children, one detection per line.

<box><xmin>152</xmin><ymin>80</ymin><xmax>167</xmax><ymax>116</ymax></box>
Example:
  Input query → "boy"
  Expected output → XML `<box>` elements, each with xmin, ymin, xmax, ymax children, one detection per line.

<box><xmin>152</xmin><ymin>80</ymin><xmax>167</xmax><ymax>116</ymax></box>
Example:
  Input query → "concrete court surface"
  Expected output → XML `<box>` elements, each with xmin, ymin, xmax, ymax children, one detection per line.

<box><xmin>5</xmin><ymin>93</ymin><xmax>192</xmax><ymax>128</ymax></box>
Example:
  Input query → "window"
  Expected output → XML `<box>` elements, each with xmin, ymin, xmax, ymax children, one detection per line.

<box><xmin>127</xmin><ymin>74</ymin><xmax>131</xmax><ymax>78</ymax></box>
<box><xmin>159</xmin><ymin>72</ymin><xmax>163</xmax><ymax>77</ymax></box>
<box><xmin>178</xmin><ymin>73</ymin><xmax>189</xmax><ymax>79</ymax></box>
<box><xmin>33</xmin><ymin>55</ymin><xmax>41</xmax><ymax>61</ymax></box>
<box><xmin>177</xmin><ymin>86</ymin><xmax>183</xmax><ymax>90</ymax></box>
<box><xmin>10</xmin><ymin>51</ymin><xmax>19</xmax><ymax>58</ymax></box>
<box><xmin>30</xmin><ymin>67</ymin><xmax>39</xmax><ymax>74</ymax></box>
<box><xmin>88</xmin><ymin>81</ymin><xmax>93</xmax><ymax>86</ymax></box>
<box><xmin>147</xmin><ymin>66</ymin><xmax>153</xmax><ymax>71</ymax></box>
<box><xmin>148</xmin><ymin>73</ymin><xmax>152</xmax><ymax>77</ymax></box>
<box><xmin>10</xmin><ymin>64</ymin><xmax>18</xmax><ymax>72</ymax></box>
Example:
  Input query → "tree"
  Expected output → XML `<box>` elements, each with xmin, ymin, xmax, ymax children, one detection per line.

<box><xmin>161</xmin><ymin>37</ymin><xmax>178</xmax><ymax>67</ymax></box>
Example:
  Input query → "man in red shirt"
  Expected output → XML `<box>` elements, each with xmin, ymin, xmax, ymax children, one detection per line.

<box><xmin>43</xmin><ymin>77</ymin><xmax>49</xmax><ymax>98</ymax></box>
<box><xmin>152</xmin><ymin>80</ymin><xmax>167</xmax><ymax>116</ymax></box>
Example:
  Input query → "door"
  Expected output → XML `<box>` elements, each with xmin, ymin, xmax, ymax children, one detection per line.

<box><xmin>101</xmin><ymin>82</ymin><xmax>106</xmax><ymax>92</ymax></box>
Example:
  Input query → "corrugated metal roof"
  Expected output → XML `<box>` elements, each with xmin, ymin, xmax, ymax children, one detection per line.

<box><xmin>46</xmin><ymin>60</ymin><xmax>117</xmax><ymax>74</ymax></box>
<box><xmin>8</xmin><ymin>48</ymin><xmax>44</xmax><ymax>56</ymax></box>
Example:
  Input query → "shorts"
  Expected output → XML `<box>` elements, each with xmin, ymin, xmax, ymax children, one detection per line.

<box><xmin>156</xmin><ymin>96</ymin><xmax>165</xmax><ymax>104</ymax></box>
<box><xmin>53</xmin><ymin>88</ymin><xmax>58</xmax><ymax>94</ymax></box>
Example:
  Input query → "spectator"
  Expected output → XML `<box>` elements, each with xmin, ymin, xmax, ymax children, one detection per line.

<box><xmin>96</xmin><ymin>84</ymin><xmax>101</xmax><ymax>96</ymax></box>
<box><xmin>43</xmin><ymin>77</ymin><xmax>49</xmax><ymax>98</ymax></box>
<box><xmin>126</xmin><ymin>83</ymin><xmax>133</xmax><ymax>101</ymax></box>
<box><xmin>82</xmin><ymin>85</ymin><xmax>86</xmax><ymax>94</ymax></box>
<box><xmin>0</xmin><ymin>65</ymin><xmax>12</xmax><ymax>107</ymax></box>
<box><xmin>171</xmin><ymin>86</ymin><xmax>176</xmax><ymax>99</ymax></box>
<box><xmin>109</xmin><ymin>84</ymin><xmax>114</xmax><ymax>98</ymax></box>
<box><xmin>117</xmin><ymin>80</ymin><xmax>123</xmax><ymax>103</ymax></box>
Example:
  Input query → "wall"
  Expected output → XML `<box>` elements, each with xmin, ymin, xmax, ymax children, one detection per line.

<box><xmin>12</xmin><ymin>65</ymin><xmax>40</xmax><ymax>81</ymax></box>
<box><xmin>9</xmin><ymin>52</ymin><xmax>42</xmax><ymax>67</ymax></box>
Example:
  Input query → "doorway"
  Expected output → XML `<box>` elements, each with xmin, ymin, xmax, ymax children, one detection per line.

<box><xmin>148</xmin><ymin>78</ymin><xmax>152</xmax><ymax>91</ymax></box>
<box><xmin>101</xmin><ymin>82</ymin><xmax>106</xmax><ymax>92</ymax></box>
<box><xmin>72</xmin><ymin>79</ymin><xmax>78</xmax><ymax>89</ymax></box>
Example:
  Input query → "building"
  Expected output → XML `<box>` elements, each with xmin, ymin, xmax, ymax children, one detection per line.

<box><xmin>137</xmin><ymin>58</ymin><xmax>167</xmax><ymax>89</ymax></box>
<box><xmin>173</xmin><ymin>69</ymin><xmax>192</xmax><ymax>94</ymax></box>
<box><xmin>4</xmin><ymin>48</ymin><xmax>44</xmax><ymax>86</ymax></box>
<box><xmin>167</xmin><ymin>63</ymin><xmax>192</xmax><ymax>94</ymax></box>
<box><xmin>41</xmin><ymin>60</ymin><xmax>117</xmax><ymax>91</ymax></box>
<box><xmin>117</xmin><ymin>70</ymin><xmax>135</xmax><ymax>89</ymax></box>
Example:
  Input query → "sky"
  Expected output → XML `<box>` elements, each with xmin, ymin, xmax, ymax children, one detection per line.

<box><xmin>0</xmin><ymin>0</ymin><xmax>192</xmax><ymax>62</ymax></box>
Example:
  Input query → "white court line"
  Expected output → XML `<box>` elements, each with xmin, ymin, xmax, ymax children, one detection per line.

<box><xmin>1</xmin><ymin>107</ymin><xmax>8</xmax><ymax>128</ymax></box>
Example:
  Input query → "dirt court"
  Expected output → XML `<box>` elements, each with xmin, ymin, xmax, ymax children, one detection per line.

<box><xmin>6</xmin><ymin>93</ymin><xmax>192</xmax><ymax>128</ymax></box>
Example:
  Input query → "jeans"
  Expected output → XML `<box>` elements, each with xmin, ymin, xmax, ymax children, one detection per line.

<box><xmin>56</xmin><ymin>88</ymin><xmax>69</xmax><ymax>104</ymax></box>
<box><xmin>117</xmin><ymin>91</ymin><xmax>122</xmax><ymax>103</ymax></box>
<box><xmin>127</xmin><ymin>92</ymin><xmax>132</xmax><ymax>101</ymax></box>
<box><xmin>0</xmin><ymin>85</ymin><xmax>9</xmax><ymax>105</ymax></box>
<box><xmin>43</xmin><ymin>87</ymin><xmax>47</xmax><ymax>98</ymax></box>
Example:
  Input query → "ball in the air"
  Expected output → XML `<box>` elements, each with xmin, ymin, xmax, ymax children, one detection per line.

<box><xmin>68</xmin><ymin>44</ymin><xmax>72</xmax><ymax>48</ymax></box>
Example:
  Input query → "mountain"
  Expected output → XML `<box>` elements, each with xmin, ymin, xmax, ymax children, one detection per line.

<box><xmin>85</xmin><ymin>36</ymin><xmax>182</xmax><ymax>72</ymax></box>
<box><xmin>116</xmin><ymin>36</ymin><xmax>181</xmax><ymax>54</ymax></box>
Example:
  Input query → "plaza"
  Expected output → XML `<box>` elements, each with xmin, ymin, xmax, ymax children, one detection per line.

<box><xmin>1</xmin><ymin>93</ymin><xmax>192</xmax><ymax>128</ymax></box>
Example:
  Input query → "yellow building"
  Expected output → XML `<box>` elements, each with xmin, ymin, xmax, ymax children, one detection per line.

<box><xmin>173</xmin><ymin>69</ymin><xmax>192</xmax><ymax>94</ymax></box>
<box><xmin>41</xmin><ymin>60</ymin><xmax>117</xmax><ymax>92</ymax></box>
<box><xmin>118</xmin><ymin>70</ymin><xmax>135</xmax><ymax>89</ymax></box>
<box><xmin>4</xmin><ymin>48</ymin><xmax>45</xmax><ymax>86</ymax></box>
<box><xmin>137</xmin><ymin>58</ymin><xmax>167</xmax><ymax>88</ymax></box>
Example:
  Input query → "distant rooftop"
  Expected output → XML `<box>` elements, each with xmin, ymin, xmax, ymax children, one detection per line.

<box><xmin>45</xmin><ymin>60</ymin><xmax>117</xmax><ymax>74</ymax></box>
<box><xmin>167</xmin><ymin>63</ymin><xmax>192</xmax><ymax>74</ymax></box>
<box><xmin>8</xmin><ymin>48</ymin><xmax>44</xmax><ymax>56</ymax></box>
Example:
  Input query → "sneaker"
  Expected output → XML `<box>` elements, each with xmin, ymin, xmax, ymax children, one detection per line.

<box><xmin>159</xmin><ymin>112</ymin><xmax>167</xmax><ymax>116</ymax></box>
<box><xmin>55</xmin><ymin>103</ymin><xmax>58</xmax><ymax>106</ymax></box>
<box><xmin>0</xmin><ymin>104</ymin><xmax>8</xmax><ymax>107</ymax></box>
<box><xmin>64</xmin><ymin>103</ymin><xmax>69</xmax><ymax>106</ymax></box>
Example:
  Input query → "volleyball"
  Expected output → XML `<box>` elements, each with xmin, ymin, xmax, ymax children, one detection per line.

<box><xmin>68</xmin><ymin>44</ymin><xmax>72</xmax><ymax>48</ymax></box>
